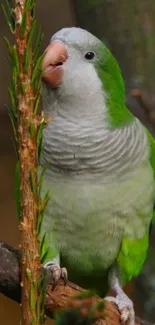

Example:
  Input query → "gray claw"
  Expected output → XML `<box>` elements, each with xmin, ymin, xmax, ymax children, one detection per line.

<box><xmin>51</xmin><ymin>264</ymin><xmax>61</xmax><ymax>283</ymax></box>
<box><xmin>48</xmin><ymin>264</ymin><xmax>68</xmax><ymax>289</ymax></box>
<box><xmin>61</xmin><ymin>267</ymin><xmax>68</xmax><ymax>285</ymax></box>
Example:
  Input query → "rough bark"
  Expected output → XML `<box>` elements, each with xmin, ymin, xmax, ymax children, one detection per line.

<box><xmin>0</xmin><ymin>241</ymin><xmax>153</xmax><ymax>325</ymax></box>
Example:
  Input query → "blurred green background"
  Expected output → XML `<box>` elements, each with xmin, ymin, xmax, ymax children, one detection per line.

<box><xmin>1</xmin><ymin>0</ymin><xmax>155</xmax><ymax>324</ymax></box>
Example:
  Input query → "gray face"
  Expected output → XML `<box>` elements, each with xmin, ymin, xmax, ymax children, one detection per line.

<box><xmin>44</xmin><ymin>28</ymin><xmax>104</xmax><ymax>100</ymax></box>
<box><xmin>42</xmin><ymin>27</ymin><xmax>108</xmax><ymax>122</ymax></box>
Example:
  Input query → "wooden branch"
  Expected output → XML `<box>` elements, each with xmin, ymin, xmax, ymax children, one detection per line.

<box><xmin>0</xmin><ymin>241</ymin><xmax>153</xmax><ymax>325</ymax></box>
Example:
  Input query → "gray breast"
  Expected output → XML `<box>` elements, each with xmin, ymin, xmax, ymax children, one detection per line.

<box><xmin>42</xmin><ymin>115</ymin><xmax>148</xmax><ymax>179</ymax></box>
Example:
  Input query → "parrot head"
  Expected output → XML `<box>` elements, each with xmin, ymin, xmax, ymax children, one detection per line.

<box><xmin>42</xmin><ymin>27</ymin><xmax>133</xmax><ymax>127</ymax></box>
<box><xmin>42</xmin><ymin>27</ymin><xmax>107</xmax><ymax>98</ymax></box>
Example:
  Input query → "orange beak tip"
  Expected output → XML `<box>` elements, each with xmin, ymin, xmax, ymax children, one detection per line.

<box><xmin>42</xmin><ymin>41</ymin><xmax>68</xmax><ymax>87</ymax></box>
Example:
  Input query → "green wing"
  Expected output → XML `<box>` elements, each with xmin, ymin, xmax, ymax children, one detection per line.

<box><xmin>117</xmin><ymin>128</ymin><xmax>155</xmax><ymax>285</ymax></box>
<box><xmin>117</xmin><ymin>232</ymin><xmax>149</xmax><ymax>285</ymax></box>
<box><xmin>146</xmin><ymin>129</ymin><xmax>155</xmax><ymax>222</ymax></box>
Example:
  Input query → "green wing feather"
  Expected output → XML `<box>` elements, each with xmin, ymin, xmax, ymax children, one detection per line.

<box><xmin>146</xmin><ymin>129</ymin><xmax>155</xmax><ymax>222</ymax></box>
<box><xmin>117</xmin><ymin>232</ymin><xmax>149</xmax><ymax>285</ymax></box>
<box><xmin>117</xmin><ymin>128</ymin><xmax>155</xmax><ymax>285</ymax></box>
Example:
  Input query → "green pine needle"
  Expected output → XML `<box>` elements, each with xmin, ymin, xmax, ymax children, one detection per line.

<box><xmin>2</xmin><ymin>3</ymin><xmax>14</xmax><ymax>33</ymax></box>
<box><xmin>20</xmin><ymin>11</ymin><xmax>27</xmax><ymax>39</ymax></box>
<box><xmin>34</xmin><ymin>92</ymin><xmax>41</xmax><ymax>116</ymax></box>
<box><xmin>27</xmin><ymin>19</ymin><xmax>36</xmax><ymax>47</ymax></box>
<box><xmin>29</xmin><ymin>168</ymin><xmax>37</xmax><ymax>194</ymax></box>
<box><xmin>8</xmin><ymin>86</ymin><xmax>17</xmax><ymax>113</ymax></box>
<box><xmin>33</xmin><ymin>27</ymin><xmax>43</xmax><ymax>63</ymax></box>
<box><xmin>31</xmin><ymin>53</ymin><xmax>44</xmax><ymax>84</ymax></box>
<box><xmin>12</xmin><ymin>46</ymin><xmax>20</xmax><ymax>74</ymax></box>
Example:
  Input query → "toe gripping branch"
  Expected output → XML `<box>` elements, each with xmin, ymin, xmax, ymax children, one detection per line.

<box><xmin>44</xmin><ymin>262</ymin><xmax>68</xmax><ymax>288</ymax></box>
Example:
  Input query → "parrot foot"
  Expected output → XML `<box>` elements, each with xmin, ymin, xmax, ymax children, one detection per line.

<box><xmin>44</xmin><ymin>262</ymin><xmax>68</xmax><ymax>288</ymax></box>
<box><xmin>105</xmin><ymin>293</ymin><xmax>135</xmax><ymax>325</ymax></box>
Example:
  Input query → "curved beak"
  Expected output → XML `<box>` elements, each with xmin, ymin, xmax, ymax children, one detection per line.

<box><xmin>42</xmin><ymin>41</ymin><xmax>68</xmax><ymax>88</ymax></box>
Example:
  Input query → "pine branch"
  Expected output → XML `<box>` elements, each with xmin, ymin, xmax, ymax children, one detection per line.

<box><xmin>3</xmin><ymin>0</ymin><xmax>46</xmax><ymax>324</ymax></box>
<box><xmin>0</xmin><ymin>241</ymin><xmax>153</xmax><ymax>325</ymax></box>
<box><xmin>14</xmin><ymin>2</ymin><xmax>45</xmax><ymax>324</ymax></box>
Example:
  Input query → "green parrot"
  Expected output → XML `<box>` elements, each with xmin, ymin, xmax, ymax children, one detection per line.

<box><xmin>40</xmin><ymin>27</ymin><xmax>155</xmax><ymax>325</ymax></box>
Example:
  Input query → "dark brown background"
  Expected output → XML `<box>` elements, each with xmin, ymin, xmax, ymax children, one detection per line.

<box><xmin>1</xmin><ymin>1</ymin><xmax>155</xmax><ymax>324</ymax></box>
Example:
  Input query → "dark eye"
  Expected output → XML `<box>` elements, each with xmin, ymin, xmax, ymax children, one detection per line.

<box><xmin>85</xmin><ymin>52</ymin><xmax>95</xmax><ymax>60</ymax></box>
